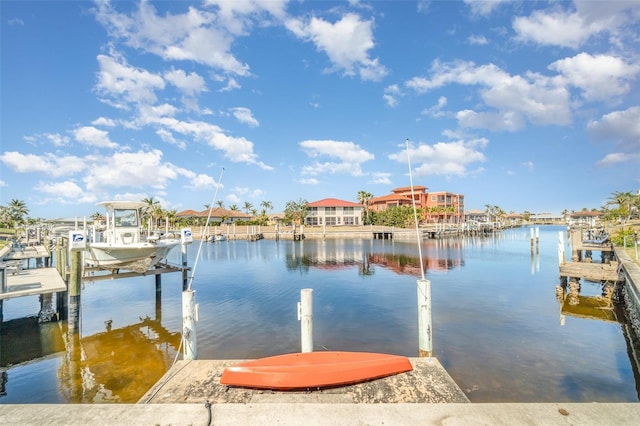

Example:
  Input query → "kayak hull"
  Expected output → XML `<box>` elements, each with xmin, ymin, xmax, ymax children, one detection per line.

<box><xmin>220</xmin><ymin>351</ymin><xmax>413</xmax><ymax>390</ymax></box>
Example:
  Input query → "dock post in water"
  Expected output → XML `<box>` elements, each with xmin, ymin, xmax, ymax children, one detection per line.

<box><xmin>68</xmin><ymin>249</ymin><xmax>83</xmax><ymax>332</ymax></box>
<box><xmin>299</xmin><ymin>288</ymin><xmax>314</xmax><ymax>352</ymax></box>
<box><xmin>182</xmin><ymin>289</ymin><xmax>198</xmax><ymax>360</ymax></box>
<box><xmin>417</xmin><ymin>279</ymin><xmax>432</xmax><ymax>357</ymax></box>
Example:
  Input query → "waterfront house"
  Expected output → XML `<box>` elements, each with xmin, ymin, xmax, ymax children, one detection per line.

<box><xmin>425</xmin><ymin>191</ymin><xmax>465</xmax><ymax>224</ymax></box>
<box><xmin>369</xmin><ymin>186</ymin><xmax>428</xmax><ymax>212</ymax></box>
<box><xmin>305</xmin><ymin>198</ymin><xmax>363</xmax><ymax>226</ymax></box>
<box><xmin>529</xmin><ymin>213</ymin><xmax>565</xmax><ymax>225</ymax></box>
<box><xmin>369</xmin><ymin>186</ymin><xmax>465</xmax><ymax>224</ymax></box>
<box><xmin>568</xmin><ymin>210</ymin><xmax>602</xmax><ymax>227</ymax></box>
<box><xmin>465</xmin><ymin>209</ymin><xmax>488</xmax><ymax>223</ymax></box>
<box><xmin>176</xmin><ymin>208</ymin><xmax>252</xmax><ymax>225</ymax></box>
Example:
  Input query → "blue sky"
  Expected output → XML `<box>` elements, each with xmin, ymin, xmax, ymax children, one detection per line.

<box><xmin>1</xmin><ymin>0</ymin><xmax>639</xmax><ymax>219</ymax></box>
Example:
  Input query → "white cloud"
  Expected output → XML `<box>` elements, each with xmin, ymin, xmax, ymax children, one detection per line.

<box><xmin>406</xmin><ymin>60</ymin><xmax>571</xmax><ymax>130</ymax></box>
<box><xmin>587</xmin><ymin>106</ymin><xmax>640</xmax><ymax>150</ymax></box>
<box><xmin>383</xmin><ymin>84</ymin><xmax>402</xmax><ymax>107</ymax></box>
<box><xmin>300</xmin><ymin>140</ymin><xmax>375</xmax><ymax>177</ymax></box>
<box><xmin>95</xmin><ymin>50</ymin><xmax>165</xmax><ymax>108</ymax></box>
<box><xmin>300</xmin><ymin>140</ymin><xmax>374</xmax><ymax>163</ymax></box>
<box><xmin>185</xmin><ymin>173</ymin><xmax>219</xmax><ymax>190</ymax></box>
<box><xmin>464</xmin><ymin>0</ymin><xmax>510</xmax><ymax>17</ymax></box>
<box><xmin>286</xmin><ymin>13</ymin><xmax>387</xmax><ymax>81</ymax></box>
<box><xmin>369</xmin><ymin>172</ymin><xmax>392</xmax><ymax>185</ymax></box>
<box><xmin>94</xmin><ymin>0</ymin><xmax>251</xmax><ymax>76</ymax></box>
<box><xmin>156</xmin><ymin>128</ymin><xmax>186</xmax><ymax>150</ymax></box>
<box><xmin>73</xmin><ymin>126</ymin><xmax>119</xmax><ymax>149</ymax></box>
<box><xmin>131</xmin><ymin>113</ymin><xmax>271</xmax><ymax>169</ymax></box>
<box><xmin>595</xmin><ymin>152</ymin><xmax>640</xmax><ymax>167</ymax></box>
<box><xmin>231</xmin><ymin>107</ymin><xmax>260</xmax><ymax>127</ymax></box>
<box><xmin>91</xmin><ymin>117</ymin><xmax>117</xmax><ymax>127</ymax></box>
<box><xmin>45</xmin><ymin>133</ymin><xmax>70</xmax><ymax>147</ymax></box>
<box><xmin>513</xmin><ymin>1</ymin><xmax>640</xmax><ymax>48</ymax></box>
<box><xmin>164</xmin><ymin>69</ymin><xmax>207</xmax><ymax>97</ymax></box>
<box><xmin>82</xmin><ymin>149</ymin><xmax>179</xmax><ymax>192</ymax></box>
<box><xmin>0</xmin><ymin>152</ymin><xmax>87</xmax><ymax>177</ymax></box>
<box><xmin>389</xmin><ymin>138</ymin><xmax>488</xmax><ymax>177</ymax></box>
<box><xmin>298</xmin><ymin>178</ymin><xmax>319</xmax><ymax>185</ymax></box>
<box><xmin>467</xmin><ymin>35</ymin><xmax>488</xmax><ymax>45</ymax></box>
<box><xmin>549</xmin><ymin>53</ymin><xmax>640</xmax><ymax>102</ymax></box>
<box><xmin>34</xmin><ymin>180</ymin><xmax>96</xmax><ymax>203</ymax></box>
<box><xmin>421</xmin><ymin>96</ymin><xmax>448</xmax><ymax>118</ymax></box>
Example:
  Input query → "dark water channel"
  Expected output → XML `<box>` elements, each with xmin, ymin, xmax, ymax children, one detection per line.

<box><xmin>1</xmin><ymin>226</ymin><xmax>638</xmax><ymax>403</ymax></box>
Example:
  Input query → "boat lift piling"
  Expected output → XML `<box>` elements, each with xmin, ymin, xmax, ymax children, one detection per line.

<box><xmin>417</xmin><ymin>279</ymin><xmax>432</xmax><ymax>358</ymax></box>
<box><xmin>68</xmin><ymin>230</ymin><xmax>86</xmax><ymax>332</ymax></box>
<box><xmin>182</xmin><ymin>289</ymin><xmax>198</xmax><ymax>360</ymax></box>
<box><xmin>298</xmin><ymin>288</ymin><xmax>314</xmax><ymax>352</ymax></box>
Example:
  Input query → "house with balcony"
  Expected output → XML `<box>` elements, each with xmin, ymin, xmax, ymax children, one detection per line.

<box><xmin>425</xmin><ymin>191</ymin><xmax>465</xmax><ymax>224</ymax></box>
<box><xmin>305</xmin><ymin>198</ymin><xmax>363</xmax><ymax>226</ymax></box>
<box><xmin>369</xmin><ymin>186</ymin><xmax>464</xmax><ymax>223</ymax></box>
<box><xmin>369</xmin><ymin>186</ymin><xmax>427</xmax><ymax>212</ymax></box>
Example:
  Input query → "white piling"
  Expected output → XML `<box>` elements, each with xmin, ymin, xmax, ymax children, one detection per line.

<box><xmin>182</xmin><ymin>289</ymin><xmax>198</xmax><ymax>360</ymax></box>
<box><xmin>530</xmin><ymin>228</ymin><xmax>534</xmax><ymax>247</ymax></box>
<box><xmin>558</xmin><ymin>231</ymin><xmax>565</xmax><ymax>266</ymax></box>
<box><xmin>298</xmin><ymin>288</ymin><xmax>313</xmax><ymax>353</ymax></box>
<box><xmin>417</xmin><ymin>279</ymin><xmax>432</xmax><ymax>357</ymax></box>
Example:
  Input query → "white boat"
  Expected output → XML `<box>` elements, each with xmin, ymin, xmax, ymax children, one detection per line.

<box><xmin>207</xmin><ymin>233</ymin><xmax>227</xmax><ymax>242</ymax></box>
<box><xmin>84</xmin><ymin>201</ymin><xmax>181</xmax><ymax>273</ymax></box>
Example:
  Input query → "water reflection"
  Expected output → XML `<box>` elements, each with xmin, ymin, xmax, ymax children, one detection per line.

<box><xmin>284</xmin><ymin>238</ymin><xmax>465</xmax><ymax>276</ymax></box>
<box><xmin>1</xmin><ymin>301</ymin><xmax>180</xmax><ymax>403</ymax></box>
<box><xmin>2</xmin><ymin>227</ymin><xmax>640</xmax><ymax>403</ymax></box>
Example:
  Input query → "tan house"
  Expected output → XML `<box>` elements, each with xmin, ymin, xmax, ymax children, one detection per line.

<box><xmin>305</xmin><ymin>198</ymin><xmax>364</xmax><ymax>226</ymax></box>
<box><xmin>568</xmin><ymin>210</ymin><xmax>602</xmax><ymax>227</ymax></box>
<box><xmin>176</xmin><ymin>207</ymin><xmax>252</xmax><ymax>224</ymax></box>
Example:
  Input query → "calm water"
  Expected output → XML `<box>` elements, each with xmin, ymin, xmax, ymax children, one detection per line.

<box><xmin>1</xmin><ymin>226</ymin><xmax>638</xmax><ymax>403</ymax></box>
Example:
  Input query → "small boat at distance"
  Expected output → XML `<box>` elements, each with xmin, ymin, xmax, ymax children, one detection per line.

<box><xmin>219</xmin><ymin>351</ymin><xmax>413</xmax><ymax>390</ymax></box>
<box><xmin>84</xmin><ymin>201</ymin><xmax>181</xmax><ymax>273</ymax></box>
<box><xmin>207</xmin><ymin>233</ymin><xmax>227</xmax><ymax>242</ymax></box>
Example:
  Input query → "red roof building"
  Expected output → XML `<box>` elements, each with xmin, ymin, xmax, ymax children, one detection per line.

<box><xmin>368</xmin><ymin>186</ymin><xmax>465</xmax><ymax>224</ymax></box>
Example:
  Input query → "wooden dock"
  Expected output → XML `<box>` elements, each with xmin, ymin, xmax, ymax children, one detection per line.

<box><xmin>559</xmin><ymin>262</ymin><xmax>621</xmax><ymax>282</ymax></box>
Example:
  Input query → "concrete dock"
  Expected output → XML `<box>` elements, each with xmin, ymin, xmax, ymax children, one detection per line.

<box><xmin>0</xmin><ymin>267</ymin><xmax>66</xmax><ymax>300</ymax></box>
<box><xmin>1</xmin><ymin>401</ymin><xmax>639</xmax><ymax>425</ymax></box>
<box><xmin>2</xmin><ymin>357</ymin><xmax>639</xmax><ymax>425</ymax></box>
<box><xmin>139</xmin><ymin>357</ymin><xmax>469</xmax><ymax>404</ymax></box>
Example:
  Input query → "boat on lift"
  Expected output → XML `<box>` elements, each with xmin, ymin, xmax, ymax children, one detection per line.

<box><xmin>84</xmin><ymin>201</ymin><xmax>181</xmax><ymax>273</ymax></box>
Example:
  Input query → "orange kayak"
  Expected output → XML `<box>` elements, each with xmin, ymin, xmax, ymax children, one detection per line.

<box><xmin>220</xmin><ymin>351</ymin><xmax>413</xmax><ymax>390</ymax></box>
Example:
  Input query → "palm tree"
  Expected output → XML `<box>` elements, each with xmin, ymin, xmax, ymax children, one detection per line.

<box><xmin>243</xmin><ymin>201</ymin><xmax>254</xmax><ymax>214</ymax></box>
<box><xmin>607</xmin><ymin>191</ymin><xmax>634</xmax><ymax>220</ymax></box>
<box><xmin>229</xmin><ymin>204</ymin><xmax>239</xmax><ymax>211</ymax></box>
<box><xmin>216</xmin><ymin>200</ymin><xmax>224</xmax><ymax>208</ymax></box>
<box><xmin>142</xmin><ymin>197</ymin><xmax>159</xmax><ymax>228</ymax></box>
<box><xmin>357</xmin><ymin>191</ymin><xmax>373</xmax><ymax>225</ymax></box>
<box><xmin>260</xmin><ymin>200</ymin><xmax>273</xmax><ymax>214</ymax></box>
<box><xmin>8</xmin><ymin>199</ymin><xmax>29</xmax><ymax>226</ymax></box>
<box><xmin>167</xmin><ymin>209</ymin><xmax>177</xmax><ymax>229</ymax></box>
